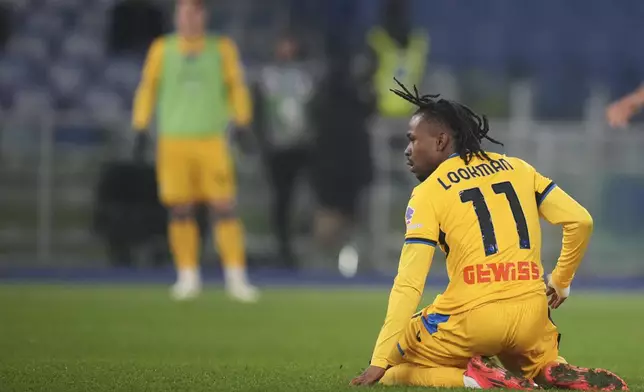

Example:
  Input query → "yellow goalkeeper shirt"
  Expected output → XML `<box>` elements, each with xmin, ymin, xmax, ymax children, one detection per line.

<box><xmin>132</xmin><ymin>34</ymin><xmax>251</xmax><ymax>133</ymax></box>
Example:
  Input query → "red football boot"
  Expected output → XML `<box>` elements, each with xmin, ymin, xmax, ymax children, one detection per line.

<box><xmin>465</xmin><ymin>356</ymin><xmax>537</xmax><ymax>390</ymax></box>
<box><xmin>542</xmin><ymin>362</ymin><xmax>628</xmax><ymax>391</ymax></box>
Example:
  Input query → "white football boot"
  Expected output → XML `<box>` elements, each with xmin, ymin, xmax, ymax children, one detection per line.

<box><xmin>224</xmin><ymin>267</ymin><xmax>260</xmax><ymax>303</ymax></box>
<box><xmin>170</xmin><ymin>267</ymin><xmax>202</xmax><ymax>301</ymax></box>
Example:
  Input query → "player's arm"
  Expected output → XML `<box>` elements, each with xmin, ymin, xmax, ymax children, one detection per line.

<box><xmin>370</xmin><ymin>241</ymin><xmax>435</xmax><ymax>368</ymax></box>
<box><xmin>536</xmin><ymin>174</ymin><xmax>593</xmax><ymax>290</ymax></box>
<box><xmin>606</xmin><ymin>83</ymin><xmax>644</xmax><ymax>128</ymax></box>
<box><xmin>219</xmin><ymin>37</ymin><xmax>252</xmax><ymax>127</ymax></box>
<box><xmin>132</xmin><ymin>37</ymin><xmax>164</xmax><ymax>131</ymax></box>
<box><xmin>370</xmin><ymin>191</ymin><xmax>439</xmax><ymax>369</ymax></box>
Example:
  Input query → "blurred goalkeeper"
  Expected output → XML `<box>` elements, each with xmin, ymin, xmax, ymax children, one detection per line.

<box><xmin>351</xmin><ymin>80</ymin><xmax>628</xmax><ymax>390</ymax></box>
<box><xmin>132</xmin><ymin>0</ymin><xmax>258</xmax><ymax>302</ymax></box>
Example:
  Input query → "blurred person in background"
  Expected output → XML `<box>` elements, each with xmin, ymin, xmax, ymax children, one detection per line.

<box><xmin>362</xmin><ymin>0</ymin><xmax>429</xmax><ymax>271</ymax></box>
<box><xmin>368</xmin><ymin>0</ymin><xmax>429</xmax><ymax>119</ymax></box>
<box><xmin>252</xmin><ymin>32</ymin><xmax>315</xmax><ymax>269</ymax></box>
<box><xmin>606</xmin><ymin>84</ymin><xmax>644</xmax><ymax>128</ymax></box>
<box><xmin>308</xmin><ymin>43</ymin><xmax>375</xmax><ymax>267</ymax></box>
<box><xmin>132</xmin><ymin>0</ymin><xmax>258</xmax><ymax>302</ymax></box>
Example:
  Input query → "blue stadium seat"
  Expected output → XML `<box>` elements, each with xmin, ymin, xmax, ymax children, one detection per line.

<box><xmin>0</xmin><ymin>56</ymin><xmax>42</xmax><ymax>99</ymax></box>
<box><xmin>0</xmin><ymin>57</ymin><xmax>33</xmax><ymax>108</ymax></box>
<box><xmin>465</xmin><ymin>24</ymin><xmax>508</xmax><ymax>74</ymax></box>
<box><xmin>602</xmin><ymin>175</ymin><xmax>644</xmax><ymax>237</ymax></box>
<box><xmin>54</xmin><ymin>123</ymin><xmax>107</xmax><ymax>146</ymax></box>
<box><xmin>4</xmin><ymin>35</ymin><xmax>50</xmax><ymax>64</ymax></box>
<box><xmin>618</xmin><ymin>0</ymin><xmax>644</xmax><ymax>21</ymax></box>
<box><xmin>76</xmin><ymin>8</ymin><xmax>109</xmax><ymax>36</ymax></box>
<box><xmin>95</xmin><ymin>0</ymin><xmax>118</xmax><ymax>8</ymax></box>
<box><xmin>5</xmin><ymin>0</ymin><xmax>644</xmax><ymax>120</ymax></box>
<box><xmin>13</xmin><ymin>0</ymin><xmax>49</xmax><ymax>13</ymax></box>
<box><xmin>102</xmin><ymin>57</ymin><xmax>142</xmax><ymax>96</ymax></box>
<box><xmin>246</xmin><ymin>4</ymin><xmax>273</xmax><ymax>30</ymax></box>
<box><xmin>533</xmin><ymin>66</ymin><xmax>588</xmax><ymax>120</ymax></box>
<box><xmin>0</xmin><ymin>88</ymin><xmax>12</xmax><ymax>109</ymax></box>
<box><xmin>32</xmin><ymin>3</ymin><xmax>78</xmax><ymax>33</ymax></box>
<box><xmin>83</xmin><ymin>84</ymin><xmax>125</xmax><ymax>122</ymax></box>
<box><xmin>20</xmin><ymin>10</ymin><xmax>65</xmax><ymax>38</ymax></box>
<box><xmin>47</xmin><ymin>0</ymin><xmax>85</xmax><ymax>13</ymax></box>
<box><xmin>355</xmin><ymin>0</ymin><xmax>380</xmax><ymax>31</ymax></box>
<box><xmin>13</xmin><ymin>88</ymin><xmax>53</xmax><ymax>112</ymax></box>
<box><xmin>60</xmin><ymin>32</ymin><xmax>105</xmax><ymax>66</ymax></box>
<box><xmin>49</xmin><ymin>60</ymin><xmax>89</xmax><ymax>109</ymax></box>
<box><xmin>580</xmin><ymin>31</ymin><xmax>615</xmax><ymax>85</ymax></box>
<box><xmin>426</xmin><ymin>27</ymin><xmax>463</xmax><ymax>69</ymax></box>
<box><xmin>115</xmin><ymin>86</ymin><xmax>134</xmax><ymax>109</ymax></box>
<box><xmin>413</xmin><ymin>0</ymin><xmax>451</xmax><ymax>30</ymax></box>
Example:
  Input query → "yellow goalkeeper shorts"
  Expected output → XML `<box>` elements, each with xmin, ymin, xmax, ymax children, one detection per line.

<box><xmin>156</xmin><ymin>136</ymin><xmax>236</xmax><ymax>205</ymax></box>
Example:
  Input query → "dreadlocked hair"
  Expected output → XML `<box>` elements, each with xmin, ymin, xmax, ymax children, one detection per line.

<box><xmin>390</xmin><ymin>78</ymin><xmax>503</xmax><ymax>165</ymax></box>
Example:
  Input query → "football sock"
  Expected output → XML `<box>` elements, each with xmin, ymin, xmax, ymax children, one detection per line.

<box><xmin>169</xmin><ymin>219</ymin><xmax>199</xmax><ymax>271</ymax></box>
<box><xmin>215</xmin><ymin>218</ymin><xmax>246</xmax><ymax>269</ymax></box>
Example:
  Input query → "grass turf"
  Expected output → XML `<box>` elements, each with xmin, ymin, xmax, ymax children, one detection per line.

<box><xmin>0</xmin><ymin>284</ymin><xmax>642</xmax><ymax>392</ymax></box>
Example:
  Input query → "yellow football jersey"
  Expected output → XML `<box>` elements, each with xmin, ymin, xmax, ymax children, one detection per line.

<box><xmin>405</xmin><ymin>152</ymin><xmax>555</xmax><ymax>315</ymax></box>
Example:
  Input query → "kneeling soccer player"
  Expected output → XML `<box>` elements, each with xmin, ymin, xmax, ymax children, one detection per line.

<box><xmin>351</xmin><ymin>80</ymin><xmax>628</xmax><ymax>390</ymax></box>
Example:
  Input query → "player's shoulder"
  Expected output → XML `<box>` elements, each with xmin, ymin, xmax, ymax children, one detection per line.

<box><xmin>492</xmin><ymin>153</ymin><xmax>536</xmax><ymax>174</ymax></box>
<box><xmin>149</xmin><ymin>36</ymin><xmax>168</xmax><ymax>51</ymax></box>
<box><xmin>475</xmin><ymin>152</ymin><xmax>534</xmax><ymax>172</ymax></box>
<box><xmin>216</xmin><ymin>35</ymin><xmax>242</xmax><ymax>61</ymax></box>
<box><xmin>410</xmin><ymin>175</ymin><xmax>443</xmax><ymax>204</ymax></box>
<box><xmin>409</xmin><ymin>156</ymin><xmax>460</xmax><ymax>204</ymax></box>
<box><xmin>405</xmin><ymin>181</ymin><xmax>439</xmax><ymax>227</ymax></box>
<box><xmin>216</xmin><ymin>35</ymin><xmax>238</xmax><ymax>49</ymax></box>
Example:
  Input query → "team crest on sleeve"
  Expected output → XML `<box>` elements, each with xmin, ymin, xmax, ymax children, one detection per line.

<box><xmin>405</xmin><ymin>206</ymin><xmax>415</xmax><ymax>226</ymax></box>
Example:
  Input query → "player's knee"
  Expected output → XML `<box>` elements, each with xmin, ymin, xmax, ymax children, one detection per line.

<box><xmin>379</xmin><ymin>364</ymin><xmax>414</xmax><ymax>386</ymax></box>
<box><xmin>378</xmin><ymin>367</ymin><xmax>397</xmax><ymax>386</ymax></box>
<box><xmin>169</xmin><ymin>205</ymin><xmax>195</xmax><ymax>221</ymax></box>
<box><xmin>208</xmin><ymin>201</ymin><xmax>237</xmax><ymax>220</ymax></box>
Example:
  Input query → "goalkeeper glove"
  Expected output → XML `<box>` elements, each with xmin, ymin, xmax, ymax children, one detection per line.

<box><xmin>231</xmin><ymin>126</ymin><xmax>256</xmax><ymax>154</ymax></box>
<box><xmin>133</xmin><ymin>132</ymin><xmax>149</xmax><ymax>163</ymax></box>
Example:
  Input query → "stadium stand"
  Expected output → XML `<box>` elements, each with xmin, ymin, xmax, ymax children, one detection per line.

<box><xmin>0</xmin><ymin>0</ymin><xmax>643</xmax><ymax>120</ymax></box>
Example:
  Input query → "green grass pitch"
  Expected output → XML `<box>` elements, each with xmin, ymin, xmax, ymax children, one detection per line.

<box><xmin>0</xmin><ymin>284</ymin><xmax>643</xmax><ymax>391</ymax></box>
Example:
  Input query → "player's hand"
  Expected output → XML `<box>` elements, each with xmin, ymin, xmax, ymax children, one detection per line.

<box><xmin>546</xmin><ymin>273</ymin><xmax>570</xmax><ymax>309</ymax></box>
<box><xmin>606</xmin><ymin>98</ymin><xmax>639</xmax><ymax>128</ymax></box>
<box><xmin>350</xmin><ymin>365</ymin><xmax>386</xmax><ymax>386</ymax></box>
<box><xmin>231</xmin><ymin>125</ymin><xmax>255</xmax><ymax>154</ymax></box>
<box><xmin>133</xmin><ymin>132</ymin><xmax>149</xmax><ymax>163</ymax></box>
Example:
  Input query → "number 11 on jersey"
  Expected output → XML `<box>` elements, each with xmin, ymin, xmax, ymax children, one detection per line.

<box><xmin>460</xmin><ymin>181</ymin><xmax>531</xmax><ymax>257</ymax></box>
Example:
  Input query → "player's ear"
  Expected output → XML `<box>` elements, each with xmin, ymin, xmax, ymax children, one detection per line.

<box><xmin>435</xmin><ymin>131</ymin><xmax>449</xmax><ymax>152</ymax></box>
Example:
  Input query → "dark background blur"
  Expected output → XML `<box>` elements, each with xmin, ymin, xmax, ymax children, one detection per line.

<box><xmin>1</xmin><ymin>0</ymin><xmax>644</xmax><ymax>281</ymax></box>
